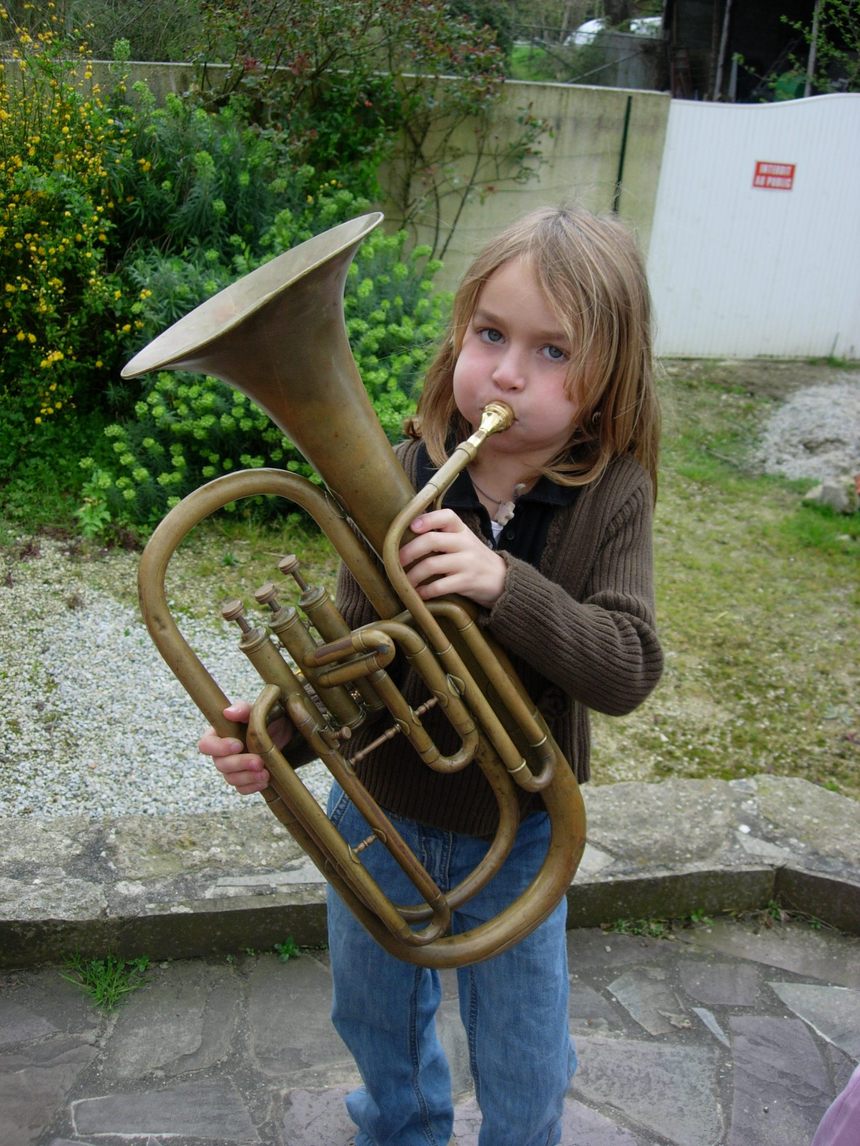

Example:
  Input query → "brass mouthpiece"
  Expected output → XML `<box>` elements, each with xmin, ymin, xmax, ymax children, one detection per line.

<box><xmin>478</xmin><ymin>401</ymin><xmax>515</xmax><ymax>436</ymax></box>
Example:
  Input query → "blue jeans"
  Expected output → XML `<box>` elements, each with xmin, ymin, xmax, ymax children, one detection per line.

<box><xmin>326</xmin><ymin>782</ymin><xmax>576</xmax><ymax>1146</ymax></box>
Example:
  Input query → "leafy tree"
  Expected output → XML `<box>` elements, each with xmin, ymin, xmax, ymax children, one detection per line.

<box><xmin>63</xmin><ymin>0</ymin><xmax>201</xmax><ymax>60</ymax></box>
<box><xmin>508</xmin><ymin>0</ymin><xmax>586</xmax><ymax>44</ymax></box>
<box><xmin>450</xmin><ymin>0</ymin><xmax>516</xmax><ymax>55</ymax></box>
<box><xmin>190</xmin><ymin>0</ymin><xmax>548</xmax><ymax>258</ymax></box>
<box><xmin>783</xmin><ymin>0</ymin><xmax>859</xmax><ymax>94</ymax></box>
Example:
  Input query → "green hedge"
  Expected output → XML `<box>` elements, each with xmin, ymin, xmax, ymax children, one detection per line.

<box><xmin>78</xmin><ymin>223</ymin><xmax>447</xmax><ymax>536</ymax></box>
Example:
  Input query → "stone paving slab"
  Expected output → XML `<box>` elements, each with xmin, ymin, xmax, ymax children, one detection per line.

<box><xmin>1</xmin><ymin>917</ymin><xmax>858</xmax><ymax>1146</ymax></box>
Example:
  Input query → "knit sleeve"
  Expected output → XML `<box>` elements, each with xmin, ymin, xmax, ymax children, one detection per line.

<box><xmin>484</xmin><ymin>466</ymin><xmax>663</xmax><ymax>716</ymax></box>
<box><xmin>335</xmin><ymin>557</ymin><xmax>380</xmax><ymax>630</ymax></box>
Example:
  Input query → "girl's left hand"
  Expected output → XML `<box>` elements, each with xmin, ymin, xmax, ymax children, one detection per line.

<box><xmin>398</xmin><ymin>509</ymin><xmax>506</xmax><ymax>608</ymax></box>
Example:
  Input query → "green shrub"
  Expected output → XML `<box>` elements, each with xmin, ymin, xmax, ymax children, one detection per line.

<box><xmin>343</xmin><ymin>229</ymin><xmax>444</xmax><ymax>437</ymax></box>
<box><xmin>112</xmin><ymin>86</ymin><xmax>303</xmax><ymax>258</ymax></box>
<box><xmin>79</xmin><ymin>374</ymin><xmax>294</xmax><ymax>534</ymax></box>
<box><xmin>78</xmin><ymin>218</ymin><xmax>449</xmax><ymax>537</ymax></box>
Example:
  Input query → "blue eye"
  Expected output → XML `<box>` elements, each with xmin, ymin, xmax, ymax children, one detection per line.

<box><xmin>479</xmin><ymin>327</ymin><xmax>504</xmax><ymax>344</ymax></box>
<box><xmin>542</xmin><ymin>344</ymin><xmax>567</xmax><ymax>362</ymax></box>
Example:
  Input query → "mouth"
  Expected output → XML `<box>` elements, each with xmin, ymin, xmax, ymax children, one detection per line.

<box><xmin>479</xmin><ymin>399</ymin><xmax>516</xmax><ymax>423</ymax></box>
<box><xmin>477</xmin><ymin>401</ymin><xmax>516</xmax><ymax>437</ymax></box>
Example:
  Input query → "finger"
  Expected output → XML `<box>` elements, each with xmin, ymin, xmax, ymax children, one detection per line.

<box><xmin>220</xmin><ymin>765</ymin><xmax>270</xmax><ymax>794</ymax></box>
<box><xmin>399</xmin><ymin>529</ymin><xmax>465</xmax><ymax>569</ymax></box>
<box><xmin>270</xmin><ymin>715</ymin><xmax>295</xmax><ymax>749</ymax></box>
<box><xmin>412</xmin><ymin>571</ymin><xmax>467</xmax><ymax>601</ymax></box>
<box><xmin>212</xmin><ymin>751</ymin><xmax>264</xmax><ymax>773</ymax></box>
<box><xmin>232</xmin><ymin>779</ymin><xmax>269</xmax><ymax>795</ymax></box>
<box><xmin>403</xmin><ymin>551</ymin><xmax>457</xmax><ymax>588</ymax></box>
<box><xmin>224</xmin><ymin>700</ymin><xmax>252</xmax><ymax>722</ymax></box>
<box><xmin>409</xmin><ymin>509</ymin><xmax>462</xmax><ymax>534</ymax></box>
<box><xmin>197</xmin><ymin>731</ymin><xmax>245</xmax><ymax>757</ymax></box>
<box><xmin>213</xmin><ymin>752</ymin><xmax>269</xmax><ymax>784</ymax></box>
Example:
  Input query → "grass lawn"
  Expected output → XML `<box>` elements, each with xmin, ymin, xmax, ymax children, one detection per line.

<box><xmin>591</xmin><ymin>360</ymin><xmax>858</xmax><ymax>797</ymax></box>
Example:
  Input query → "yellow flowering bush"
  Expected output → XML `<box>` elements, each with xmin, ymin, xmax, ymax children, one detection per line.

<box><xmin>0</xmin><ymin>3</ymin><xmax>135</xmax><ymax>464</ymax></box>
<box><xmin>0</xmin><ymin>5</ymin><xmax>455</xmax><ymax>534</ymax></box>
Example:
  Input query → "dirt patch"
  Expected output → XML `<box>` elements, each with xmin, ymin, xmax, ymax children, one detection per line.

<box><xmin>663</xmin><ymin>358</ymin><xmax>860</xmax><ymax>485</ymax></box>
<box><xmin>662</xmin><ymin>357</ymin><xmax>858</xmax><ymax>400</ymax></box>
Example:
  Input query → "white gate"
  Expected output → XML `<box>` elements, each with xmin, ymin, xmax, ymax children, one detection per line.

<box><xmin>647</xmin><ymin>94</ymin><xmax>860</xmax><ymax>359</ymax></box>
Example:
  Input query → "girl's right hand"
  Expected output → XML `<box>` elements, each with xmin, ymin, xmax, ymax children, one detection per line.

<box><xmin>197</xmin><ymin>700</ymin><xmax>293</xmax><ymax>796</ymax></box>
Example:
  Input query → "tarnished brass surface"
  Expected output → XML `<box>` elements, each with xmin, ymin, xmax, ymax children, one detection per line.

<box><xmin>123</xmin><ymin>213</ymin><xmax>586</xmax><ymax>968</ymax></box>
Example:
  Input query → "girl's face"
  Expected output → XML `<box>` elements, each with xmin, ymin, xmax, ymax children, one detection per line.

<box><xmin>452</xmin><ymin>257</ymin><xmax>581</xmax><ymax>467</ymax></box>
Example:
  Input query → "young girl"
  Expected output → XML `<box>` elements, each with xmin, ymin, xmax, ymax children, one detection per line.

<box><xmin>199</xmin><ymin>205</ymin><xmax>664</xmax><ymax>1146</ymax></box>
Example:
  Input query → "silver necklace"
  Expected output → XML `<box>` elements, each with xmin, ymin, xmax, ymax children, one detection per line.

<box><xmin>469</xmin><ymin>474</ymin><xmax>527</xmax><ymax>526</ymax></box>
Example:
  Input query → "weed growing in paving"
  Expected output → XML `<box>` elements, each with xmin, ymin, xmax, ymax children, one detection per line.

<box><xmin>605</xmin><ymin>909</ymin><xmax>715</xmax><ymax>940</ymax></box>
<box><xmin>274</xmin><ymin>937</ymin><xmax>301</xmax><ymax>961</ymax></box>
<box><xmin>61</xmin><ymin>953</ymin><xmax>150</xmax><ymax>1010</ymax></box>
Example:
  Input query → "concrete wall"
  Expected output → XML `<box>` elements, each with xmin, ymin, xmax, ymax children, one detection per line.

<box><xmin>382</xmin><ymin>80</ymin><xmax>671</xmax><ymax>292</ymax></box>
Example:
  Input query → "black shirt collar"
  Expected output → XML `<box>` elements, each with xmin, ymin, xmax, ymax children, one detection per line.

<box><xmin>413</xmin><ymin>441</ymin><xmax>579</xmax><ymax>511</ymax></box>
<box><xmin>412</xmin><ymin>440</ymin><xmax>579</xmax><ymax>560</ymax></box>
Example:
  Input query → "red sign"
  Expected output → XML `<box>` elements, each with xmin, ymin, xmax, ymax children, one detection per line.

<box><xmin>753</xmin><ymin>161</ymin><xmax>796</xmax><ymax>190</ymax></box>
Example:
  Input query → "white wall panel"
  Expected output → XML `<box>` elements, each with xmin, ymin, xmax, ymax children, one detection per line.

<box><xmin>648</xmin><ymin>94</ymin><xmax>860</xmax><ymax>359</ymax></box>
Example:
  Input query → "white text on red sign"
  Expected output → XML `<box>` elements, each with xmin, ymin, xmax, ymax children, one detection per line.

<box><xmin>753</xmin><ymin>161</ymin><xmax>796</xmax><ymax>190</ymax></box>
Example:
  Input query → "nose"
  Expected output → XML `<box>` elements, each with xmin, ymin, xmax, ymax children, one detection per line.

<box><xmin>491</xmin><ymin>346</ymin><xmax>526</xmax><ymax>392</ymax></box>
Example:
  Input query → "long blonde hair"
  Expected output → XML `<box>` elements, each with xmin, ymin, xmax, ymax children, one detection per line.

<box><xmin>409</xmin><ymin>205</ymin><xmax>660</xmax><ymax>496</ymax></box>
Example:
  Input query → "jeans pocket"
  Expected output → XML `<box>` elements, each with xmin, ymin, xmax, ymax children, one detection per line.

<box><xmin>327</xmin><ymin>781</ymin><xmax>351</xmax><ymax>827</ymax></box>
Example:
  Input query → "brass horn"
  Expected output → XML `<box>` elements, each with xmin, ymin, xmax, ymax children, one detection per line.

<box><xmin>123</xmin><ymin>212</ymin><xmax>586</xmax><ymax>968</ymax></box>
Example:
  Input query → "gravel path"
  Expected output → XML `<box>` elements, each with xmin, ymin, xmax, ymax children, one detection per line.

<box><xmin>2</xmin><ymin>369</ymin><xmax>857</xmax><ymax>821</ymax></box>
<box><xmin>0</xmin><ymin>541</ymin><xmax>330</xmax><ymax>820</ymax></box>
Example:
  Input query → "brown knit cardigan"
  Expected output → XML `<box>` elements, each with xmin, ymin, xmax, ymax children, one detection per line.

<box><xmin>333</xmin><ymin>438</ymin><xmax>664</xmax><ymax>837</ymax></box>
